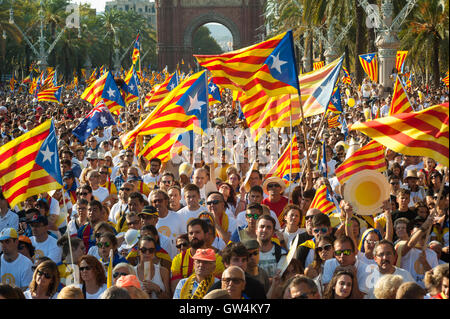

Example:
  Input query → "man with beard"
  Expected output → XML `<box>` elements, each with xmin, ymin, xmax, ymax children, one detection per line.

<box><xmin>365</xmin><ymin>239</ymin><xmax>414</xmax><ymax>299</ymax></box>
<box><xmin>143</xmin><ymin>158</ymin><xmax>162</xmax><ymax>189</ymax></box>
<box><xmin>170</xmin><ymin>218</ymin><xmax>225</xmax><ymax>293</ymax></box>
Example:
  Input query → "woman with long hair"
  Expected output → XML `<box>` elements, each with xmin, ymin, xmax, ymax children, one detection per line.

<box><xmin>322</xmin><ymin>268</ymin><xmax>362</xmax><ymax>299</ymax></box>
<box><xmin>304</xmin><ymin>235</ymin><xmax>334</xmax><ymax>295</ymax></box>
<box><xmin>79</xmin><ymin>255</ymin><xmax>107</xmax><ymax>299</ymax></box>
<box><xmin>24</xmin><ymin>260</ymin><xmax>60</xmax><ymax>299</ymax></box>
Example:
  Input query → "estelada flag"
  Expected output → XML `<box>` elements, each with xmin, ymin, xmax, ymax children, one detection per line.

<box><xmin>0</xmin><ymin>120</ymin><xmax>63</xmax><ymax>208</ymax></box>
<box><xmin>359</xmin><ymin>53</ymin><xmax>378</xmax><ymax>83</ymax></box>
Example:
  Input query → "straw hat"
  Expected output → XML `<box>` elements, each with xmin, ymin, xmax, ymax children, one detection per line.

<box><xmin>262</xmin><ymin>176</ymin><xmax>287</xmax><ymax>195</ymax></box>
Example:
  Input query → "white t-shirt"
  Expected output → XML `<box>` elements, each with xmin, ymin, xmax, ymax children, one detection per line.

<box><xmin>87</xmin><ymin>245</ymin><xmax>101</xmax><ymax>260</ymax></box>
<box><xmin>24</xmin><ymin>289</ymin><xmax>58</xmax><ymax>299</ymax></box>
<box><xmin>235</xmin><ymin>209</ymin><xmax>281</xmax><ymax>230</ymax></box>
<box><xmin>322</xmin><ymin>258</ymin><xmax>374</xmax><ymax>296</ymax></box>
<box><xmin>176</xmin><ymin>206</ymin><xmax>207</xmax><ymax>228</ymax></box>
<box><xmin>109</xmin><ymin>201</ymin><xmax>129</xmax><ymax>224</ymax></box>
<box><xmin>156</xmin><ymin>211</ymin><xmax>186</xmax><ymax>245</ymax></box>
<box><xmin>258</xmin><ymin>245</ymin><xmax>287</xmax><ymax>278</ymax></box>
<box><xmin>282</xmin><ymin>228</ymin><xmax>306</xmax><ymax>250</ymax></box>
<box><xmin>31</xmin><ymin>235</ymin><xmax>62</xmax><ymax>264</ymax></box>
<box><xmin>0</xmin><ymin>253</ymin><xmax>34</xmax><ymax>289</ymax></box>
<box><xmin>143</xmin><ymin>173</ymin><xmax>160</xmax><ymax>187</ymax></box>
<box><xmin>0</xmin><ymin>209</ymin><xmax>19</xmax><ymax>232</ymax></box>
<box><xmin>92</xmin><ymin>186</ymin><xmax>109</xmax><ymax>203</ymax></box>
<box><xmin>400</xmin><ymin>248</ymin><xmax>439</xmax><ymax>288</ymax></box>
<box><xmin>86</xmin><ymin>283</ymin><xmax>108</xmax><ymax>299</ymax></box>
<box><xmin>159</xmin><ymin>233</ymin><xmax>177</xmax><ymax>260</ymax></box>
<box><xmin>366</xmin><ymin>267</ymin><xmax>415</xmax><ymax>299</ymax></box>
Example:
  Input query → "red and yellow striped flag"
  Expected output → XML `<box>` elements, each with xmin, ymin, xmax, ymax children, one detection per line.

<box><xmin>139</xmin><ymin>134</ymin><xmax>176</xmax><ymax>163</ymax></box>
<box><xmin>342</xmin><ymin>66</ymin><xmax>351</xmax><ymax>84</ymax></box>
<box><xmin>395</xmin><ymin>51</ymin><xmax>408</xmax><ymax>72</ymax></box>
<box><xmin>313</xmin><ymin>61</ymin><xmax>325</xmax><ymax>70</ymax></box>
<box><xmin>310</xmin><ymin>184</ymin><xmax>337</xmax><ymax>215</ymax></box>
<box><xmin>350</xmin><ymin>103</ymin><xmax>449</xmax><ymax>166</ymax></box>
<box><xmin>37</xmin><ymin>86</ymin><xmax>62</xmax><ymax>104</ymax></box>
<box><xmin>264</xmin><ymin>134</ymin><xmax>301</xmax><ymax>183</ymax></box>
<box><xmin>144</xmin><ymin>72</ymin><xmax>176</xmax><ymax>109</ymax></box>
<box><xmin>81</xmin><ymin>71</ymin><xmax>124</xmax><ymax>114</ymax></box>
<box><xmin>0</xmin><ymin>120</ymin><xmax>63</xmax><ymax>208</ymax></box>
<box><xmin>194</xmin><ymin>31</ymin><xmax>299</xmax><ymax>98</ymax></box>
<box><xmin>359</xmin><ymin>53</ymin><xmax>378</xmax><ymax>83</ymax></box>
<box><xmin>389</xmin><ymin>76</ymin><xmax>413</xmax><ymax>116</ymax></box>
<box><xmin>335</xmin><ymin>140</ymin><xmax>386</xmax><ymax>185</ymax></box>
<box><xmin>327</xmin><ymin>114</ymin><xmax>341</xmax><ymax>128</ymax></box>
<box><xmin>443</xmin><ymin>71</ymin><xmax>449</xmax><ymax>87</ymax></box>
<box><xmin>240</xmin><ymin>91</ymin><xmax>301</xmax><ymax>141</ymax></box>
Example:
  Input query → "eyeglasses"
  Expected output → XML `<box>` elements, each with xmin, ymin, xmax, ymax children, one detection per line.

<box><xmin>120</xmin><ymin>187</ymin><xmax>131</xmax><ymax>192</ymax></box>
<box><xmin>77</xmin><ymin>192</ymin><xmax>88</xmax><ymax>196</ymax></box>
<box><xmin>176</xmin><ymin>243</ymin><xmax>189</xmax><ymax>249</ymax></box>
<box><xmin>313</xmin><ymin>227</ymin><xmax>328</xmax><ymax>234</ymax></box>
<box><xmin>79</xmin><ymin>266</ymin><xmax>91</xmax><ymax>272</ymax></box>
<box><xmin>36</xmin><ymin>270</ymin><xmax>52</xmax><ymax>279</ymax></box>
<box><xmin>267</xmin><ymin>183</ymin><xmax>281</xmax><ymax>189</ymax></box>
<box><xmin>248</xmin><ymin>250</ymin><xmax>259</xmax><ymax>257</ymax></box>
<box><xmin>317</xmin><ymin>244</ymin><xmax>332</xmax><ymax>253</ymax></box>
<box><xmin>113</xmin><ymin>272</ymin><xmax>128</xmax><ymax>279</ymax></box>
<box><xmin>97</xmin><ymin>242</ymin><xmax>111</xmax><ymax>248</ymax></box>
<box><xmin>140</xmin><ymin>247</ymin><xmax>156</xmax><ymax>254</ymax></box>
<box><xmin>206</xmin><ymin>199</ymin><xmax>221</xmax><ymax>206</ymax></box>
<box><xmin>221</xmin><ymin>277</ymin><xmax>244</xmax><ymax>285</ymax></box>
<box><xmin>335</xmin><ymin>249</ymin><xmax>353</xmax><ymax>256</ymax></box>
<box><xmin>366</xmin><ymin>240</ymin><xmax>379</xmax><ymax>245</ymax></box>
<box><xmin>161</xmin><ymin>180</ymin><xmax>172</xmax><ymax>184</ymax></box>
<box><xmin>246</xmin><ymin>213</ymin><xmax>260</xmax><ymax>220</ymax></box>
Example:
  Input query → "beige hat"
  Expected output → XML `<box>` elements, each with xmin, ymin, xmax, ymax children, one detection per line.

<box><xmin>405</xmin><ymin>169</ymin><xmax>419</xmax><ymax>179</ymax></box>
<box><xmin>179</xmin><ymin>162</ymin><xmax>193</xmax><ymax>177</ymax></box>
<box><xmin>262</xmin><ymin>176</ymin><xmax>287</xmax><ymax>195</ymax></box>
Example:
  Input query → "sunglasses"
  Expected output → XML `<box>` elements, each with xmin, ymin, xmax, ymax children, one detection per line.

<box><xmin>120</xmin><ymin>187</ymin><xmax>131</xmax><ymax>192</ymax></box>
<box><xmin>161</xmin><ymin>180</ymin><xmax>172</xmax><ymax>184</ymax></box>
<box><xmin>304</xmin><ymin>215</ymin><xmax>314</xmax><ymax>221</ymax></box>
<box><xmin>317</xmin><ymin>244</ymin><xmax>333</xmax><ymax>253</ymax></box>
<box><xmin>152</xmin><ymin>199</ymin><xmax>164</xmax><ymax>204</ymax></box>
<box><xmin>221</xmin><ymin>277</ymin><xmax>244</xmax><ymax>285</ymax></box>
<box><xmin>100</xmin><ymin>171</ymin><xmax>109</xmax><ymax>175</ymax></box>
<box><xmin>246</xmin><ymin>213</ymin><xmax>260</xmax><ymax>220</ymax></box>
<box><xmin>95</xmin><ymin>232</ymin><xmax>103</xmax><ymax>238</ymax></box>
<box><xmin>335</xmin><ymin>249</ymin><xmax>352</xmax><ymax>256</ymax></box>
<box><xmin>176</xmin><ymin>242</ymin><xmax>189</xmax><ymax>249</ymax></box>
<box><xmin>313</xmin><ymin>227</ymin><xmax>328</xmax><ymax>234</ymax></box>
<box><xmin>113</xmin><ymin>272</ymin><xmax>128</xmax><ymax>279</ymax></box>
<box><xmin>206</xmin><ymin>199</ymin><xmax>221</xmax><ymax>206</ymax></box>
<box><xmin>248</xmin><ymin>250</ymin><xmax>259</xmax><ymax>257</ymax></box>
<box><xmin>36</xmin><ymin>270</ymin><xmax>52</xmax><ymax>279</ymax></box>
<box><xmin>140</xmin><ymin>247</ymin><xmax>156</xmax><ymax>254</ymax></box>
<box><xmin>390</xmin><ymin>182</ymin><xmax>399</xmax><ymax>185</ymax></box>
<box><xmin>97</xmin><ymin>242</ymin><xmax>111</xmax><ymax>248</ymax></box>
<box><xmin>267</xmin><ymin>183</ymin><xmax>281</xmax><ymax>189</ymax></box>
<box><xmin>77</xmin><ymin>192</ymin><xmax>88</xmax><ymax>196</ymax></box>
<box><xmin>79</xmin><ymin>266</ymin><xmax>91</xmax><ymax>272</ymax></box>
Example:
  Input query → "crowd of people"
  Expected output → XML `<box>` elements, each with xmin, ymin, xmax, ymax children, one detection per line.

<box><xmin>0</xmin><ymin>69</ymin><xmax>448</xmax><ymax>300</ymax></box>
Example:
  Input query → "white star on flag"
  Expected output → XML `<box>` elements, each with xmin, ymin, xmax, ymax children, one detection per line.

<box><xmin>332</xmin><ymin>97</ymin><xmax>338</xmax><ymax>104</ymax></box>
<box><xmin>169</xmin><ymin>83</ymin><xmax>175</xmax><ymax>90</ymax></box>
<box><xmin>270</xmin><ymin>52</ymin><xmax>288</xmax><ymax>74</ymax></box>
<box><xmin>128</xmin><ymin>84</ymin><xmax>135</xmax><ymax>91</ymax></box>
<box><xmin>107</xmin><ymin>87</ymin><xmax>116</xmax><ymax>98</ymax></box>
<box><xmin>40</xmin><ymin>145</ymin><xmax>54</xmax><ymax>163</ymax></box>
<box><xmin>187</xmin><ymin>92</ymin><xmax>206</xmax><ymax>112</ymax></box>
<box><xmin>209</xmin><ymin>85</ymin><xmax>216</xmax><ymax>93</ymax></box>
<box><xmin>365</xmin><ymin>55</ymin><xmax>372</xmax><ymax>62</ymax></box>
<box><xmin>100</xmin><ymin>116</ymin><xmax>108</xmax><ymax>125</ymax></box>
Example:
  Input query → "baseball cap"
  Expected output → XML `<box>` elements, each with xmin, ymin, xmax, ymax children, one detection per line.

<box><xmin>18</xmin><ymin>235</ymin><xmax>32</xmax><ymax>245</ymax></box>
<box><xmin>192</xmin><ymin>248</ymin><xmax>216</xmax><ymax>262</ymax></box>
<box><xmin>138</xmin><ymin>205</ymin><xmax>158</xmax><ymax>217</ymax></box>
<box><xmin>115</xmin><ymin>275</ymin><xmax>141</xmax><ymax>289</ymax></box>
<box><xmin>86</xmin><ymin>150</ymin><xmax>97</xmax><ymax>160</ymax></box>
<box><xmin>63</xmin><ymin>170</ymin><xmax>75</xmax><ymax>180</ymax></box>
<box><xmin>0</xmin><ymin>228</ymin><xmax>18</xmax><ymax>241</ymax></box>
<box><xmin>30</xmin><ymin>214</ymin><xmax>48</xmax><ymax>226</ymax></box>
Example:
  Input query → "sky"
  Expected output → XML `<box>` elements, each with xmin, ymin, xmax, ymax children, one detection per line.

<box><xmin>75</xmin><ymin>0</ymin><xmax>106</xmax><ymax>13</ymax></box>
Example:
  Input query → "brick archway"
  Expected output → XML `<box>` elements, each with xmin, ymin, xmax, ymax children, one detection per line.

<box><xmin>156</xmin><ymin>0</ymin><xmax>265</xmax><ymax>72</ymax></box>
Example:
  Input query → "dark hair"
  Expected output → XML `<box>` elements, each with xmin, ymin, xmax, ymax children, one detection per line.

<box><xmin>129</xmin><ymin>192</ymin><xmax>148</xmax><ymax>205</ymax></box>
<box><xmin>99</xmin><ymin>232</ymin><xmax>118</xmax><ymax>249</ymax></box>
<box><xmin>187</xmin><ymin>218</ymin><xmax>209</xmax><ymax>234</ymax></box>
<box><xmin>139</xmin><ymin>235</ymin><xmax>157</xmax><ymax>248</ymax></box>
<box><xmin>79</xmin><ymin>255</ymin><xmax>107</xmax><ymax>287</ymax></box>
<box><xmin>247</xmin><ymin>203</ymin><xmax>263</xmax><ymax>214</ymax></box>
<box><xmin>218</xmin><ymin>182</ymin><xmax>237</xmax><ymax>207</ymax></box>
<box><xmin>311</xmin><ymin>235</ymin><xmax>335</xmax><ymax>270</ymax></box>
<box><xmin>249</xmin><ymin>185</ymin><xmax>263</xmax><ymax>195</ymax></box>
<box><xmin>150</xmin><ymin>158</ymin><xmax>162</xmax><ymax>165</ymax></box>
<box><xmin>322</xmin><ymin>269</ymin><xmax>357</xmax><ymax>299</ymax></box>
<box><xmin>221</xmin><ymin>242</ymin><xmax>249</xmax><ymax>265</ymax></box>
<box><xmin>88</xmin><ymin>199</ymin><xmax>103</xmax><ymax>211</ymax></box>
<box><xmin>176</xmin><ymin>233</ymin><xmax>189</xmax><ymax>243</ymax></box>
<box><xmin>311</xmin><ymin>213</ymin><xmax>331</xmax><ymax>228</ymax></box>
<box><xmin>334</xmin><ymin>235</ymin><xmax>356</xmax><ymax>252</ymax></box>
<box><xmin>183</xmin><ymin>183</ymin><xmax>200</xmax><ymax>196</ymax></box>
<box><xmin>250</xmin><ymin>170</ymin><xmax>262</xmax><ymax>180</ymax></box>
<box><xmin>256</xmin><ymin>214</ymin><xmax>276</xmax><ymax>229</ymax></box>
<box><xmin>0</xmin><ymin>284</ymin><xmax>26</xmax><ymax>299</ymax></box>
<box><xmin>291</xmin><ymin>186</ymin><xmax>303</xmax><ymax>205</ymax></box>
<box><xmin>374</xmin><ymin>239</ymin><xmax>396</xmax><ymax>256</ymax></box>
<box><xmin>57</xmin><ymin>235</ymin><xmax>84</xmax><ymax>261</ymax></box>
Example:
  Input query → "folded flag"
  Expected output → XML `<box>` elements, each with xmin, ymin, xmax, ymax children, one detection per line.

<box><xmin>359</xmin><ymin>53</ymin><xmax>378</xmax><ymax>83</ymax></box>
<box><xmin>310</xmin><ymin>184</ymin><xmax>337</xmax><ymax>215</ymax></box>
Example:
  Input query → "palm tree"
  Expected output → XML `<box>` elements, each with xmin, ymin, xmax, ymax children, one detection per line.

<box><xmin>400</xmin><ymin>0</ymin><xmax>449</xmax><ymax>87</ymax></box>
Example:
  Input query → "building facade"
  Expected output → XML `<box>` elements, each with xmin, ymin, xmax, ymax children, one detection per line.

<box><xmin>105</xmin><ymin>0</ymin><xmax>157</xmax><ymax>29</ymax></box>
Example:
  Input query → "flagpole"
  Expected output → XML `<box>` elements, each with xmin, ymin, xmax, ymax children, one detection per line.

<box><xmin>61</xmin><ymin>187</ymin><xmax>78</xmax><ymax>286</ymax></box>
<box><xmin>289</xmin><ymin>95</ymin><xmax>293</xmax><ymax>204</ymax></box>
